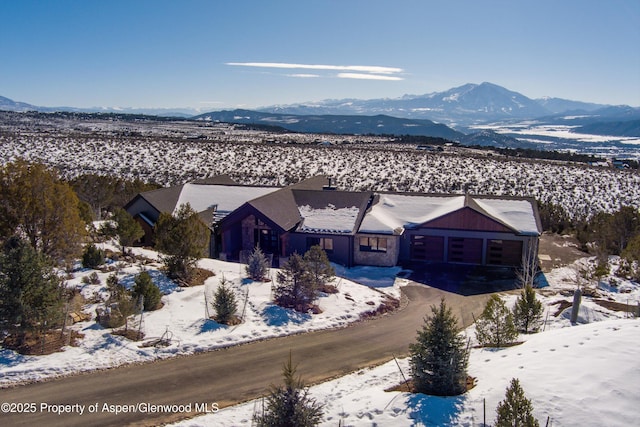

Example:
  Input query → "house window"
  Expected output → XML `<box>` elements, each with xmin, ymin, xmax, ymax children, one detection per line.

<box><xmin>307</xmin><ymin>237</ymin><xmax>334</xmax><ymax>253</ymax></box>
<box><xmin>359</xmin><ymin>236</ymin><xmax>387</xmax><ymax>253</ymax></box>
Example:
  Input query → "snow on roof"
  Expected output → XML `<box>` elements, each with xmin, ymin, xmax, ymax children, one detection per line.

<box><xmin>474</xmin><ymin>198</ymin><xmax>540</xmax><ymax>235</ymax></box>
<box><xmin>298</xmin><ymin>204</ymin><xmax>361</xmax><ymax>234</ymax></box>
<box><xmin>359</xmin><ymin>194</ymin><xmax>540</xmax><ymax>235</ymax></box>
<box><xmin>359</xmin><ymin>194</ymin><xmax>465</xmax><ymax>234</ymax></box>
<box><xmin>174</xmin><ymin>183</ymin><xmax>278</xmax><ymax>217</ymax></box>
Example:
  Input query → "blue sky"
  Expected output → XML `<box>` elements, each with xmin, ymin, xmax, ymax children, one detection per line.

<box><xmin>1</xmin><ymin>0</ymin><xmax>639</xmax><ymax>110</ymax></box>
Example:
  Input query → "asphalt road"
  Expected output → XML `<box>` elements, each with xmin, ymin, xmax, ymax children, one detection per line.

<box><xmin>0</xmin><ymin>284</ymin><xmax>490</xmax><ymax>426</ymax></box>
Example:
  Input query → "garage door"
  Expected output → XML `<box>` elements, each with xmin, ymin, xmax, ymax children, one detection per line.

<box><xmin>486</xmin><ymin>239</ymin><xmax>523</xmax><ymax>266</ymax></box>
<box><xmin>448</xmin><ymin>237</ymin><xmax>483</xmax><ymax>264</ymax></box>
<box><xmin>411</xmin><ymin>235</ymin><xmax>444</xmax><ymax>262</ymax></box>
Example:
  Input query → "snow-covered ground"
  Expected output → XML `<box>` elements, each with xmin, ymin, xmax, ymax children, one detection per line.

<box><xmin>173</xmin><ymin>318</ymin><xmax>639</xmax><ymax>427</ymax></box>
<box><xmin>0</xmin><ymin>243</ymin><xmax>401</xmax><ymax>386</ymax></box>
<box><xmin>1</xmin><ymin>240</ymin><xmax>638</xmax><ymax>426</ymax></box>
<box><xmin>172</xmin><ymin>257</ymin><xmax>640</xmax><ymax>427</ymax></box>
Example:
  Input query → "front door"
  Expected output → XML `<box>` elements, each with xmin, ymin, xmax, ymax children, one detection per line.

<box><xmin>255</xmin><ymin>228</ymin><xmax>279</xmax><ymax>255</ymax></box>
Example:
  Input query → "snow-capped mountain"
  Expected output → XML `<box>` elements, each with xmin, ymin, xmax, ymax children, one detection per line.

<box><xmin>261</xmin><ymin>82</ymin><xmax>611</xmax><ymax>127</ymax></box>
<box><xmin>0</xmin><ymin>95</ymin><xmax>199</xmax><ymax>117</ymax></box>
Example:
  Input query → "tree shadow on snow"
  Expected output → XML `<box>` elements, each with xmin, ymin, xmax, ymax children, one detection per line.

<box><xmin>406</xmin><ymin>393</ymin><xmax>466</xmax><ymax>427</ymax></box>
<box><xmin>119</xmin><ymin>269</ymin><xmax>179</xmax><ymax>295</ymax></box>
<box><xmin>197</xmin><ymin>319</ymin><xmax>227</xmax><ymax>334</ymax></box>
<box><xmin>261</xmin><ymin>305</ymin><xmax>311</xmax><ymax>326</ymax></box>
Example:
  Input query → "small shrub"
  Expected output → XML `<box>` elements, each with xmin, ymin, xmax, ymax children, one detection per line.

<box><xmin>475</xmin><ymin>295</ymin><xmax>518</xmax><ymax>347</ymax></box>
<box><xmin>212</xmin><ymin>276</ymin><xmax>238</xmax><ymax>325</ymax></box>
<box><xmin>131</xmin><ymin>271</ymin><xmax>162</xmax><ymax>311</ymax></box>
<box><xmin>246</xmin><ymin>246</ymin><xmax>269</xmax><ymax>281</ymax></box>
<box><xmin>82</xmin><ymin>244</ymin><xmax>105</xmax><ymax>269</ymax></box>
<box><xmin>495</xmin><ymin>378</ymin><xmax>539</xmax><ymax>427</ymax></box>
<box><xmin>513</xmin><ymin>284</ymin><xmax>543</xmax><ymax>334</ymax></box>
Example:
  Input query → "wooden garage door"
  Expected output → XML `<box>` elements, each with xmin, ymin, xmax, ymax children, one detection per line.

<box><xmin>448</xmin><ymin>237</ymin><xmax>483</xmax><ymax>264</ymax></box>
<box><xmin>486</xmin><ymin>239</ymin><xmax>523</xmax><ymax>266</ymax></box>
<box><xmin>411</xmin><ymin>235</ymin><xmax>444</xmax><ymax>262</ymax></box>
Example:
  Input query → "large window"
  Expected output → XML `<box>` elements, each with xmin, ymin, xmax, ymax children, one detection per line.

<box><xmin>359</xmin><ymin>236</ymin><xmax>387</xmax><ymax>253</ymax></box>
<box><xmin>306</xmin><ymin>237</ymin><xmax>333</xmax><ymax>253</ymax></box>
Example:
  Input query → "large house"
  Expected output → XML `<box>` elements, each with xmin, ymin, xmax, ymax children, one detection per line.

<box><xmin>125</xmin><ymin>176</ymin><xmax>541</xmax><ymax>269</ymax></box>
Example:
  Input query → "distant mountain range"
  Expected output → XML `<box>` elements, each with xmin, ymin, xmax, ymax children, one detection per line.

<box><xmin>260</xmin><ymin>82</ymin><xmax>630</xmax><ymax>127</ymax></box>
<box><xmin>0</xmin><ymin>95</ymin><xmax>196</xmax><ymax>118</ymax></box>
<box><xmin>3</xmin><ymin>82</ymin><xmax>639</xmax><ymax>140</ymax></box>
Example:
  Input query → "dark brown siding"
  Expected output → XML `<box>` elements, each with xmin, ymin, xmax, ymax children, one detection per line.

<box><xmin>422</xmin><ymin>207</ymin><xmax>513</xmax><ymax>233</ymax></box>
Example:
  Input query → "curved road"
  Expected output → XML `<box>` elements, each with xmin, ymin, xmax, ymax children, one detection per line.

<box><xmin>0</xmin><ymin>285</ymin><xmax>489</xmax><ymax>426</ymax></box>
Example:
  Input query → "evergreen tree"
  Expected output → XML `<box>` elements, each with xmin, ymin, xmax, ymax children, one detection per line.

<box><xmin>0</xmin><ymin>160</ymin><xmax>86</xmax><ymax>265</ymax></box>
<box><xmin>131</xmin><ymin>271</ymin><xmax>162</xmax><ymax>311</ymax></box>
<box><xmin>253</xmin><ymin>353</ymin><xmax>323</xmax><ymax>427</ymax></box>
<box><xmin>101</xmin><ymin>273</ymin><xmax>136</xmax><ymax>328</ymax></box>
<box><xmin>513</xmin><ymin>284</ymin><xmax>543</xmax><ymax>334</ymax></box>
<box><xmin>112</xmin><ymin>208</ymin><xmax>144</xmax><ymax>255</ymax></box>
<box><xmin>0</xmin><ymin>236</ymin><xmax>64</xmax><ymax>341</ymax></box>
<box><xmin>409</xmin><ymin>299</ymin><xmax>469</xmax><ymax>396</ymax></box>
<box><xmin>246</xmin><ymin>246</ymin><xmax>270</xmax><ymax>281</ymax></box>
<box><xmin>303</xmin><ymin>245</ymin><xmax>335</xmax><ymax>290</ymax></box>
<box><xmin>475</xmin><ymin>295</ymin><xmax>518</xmax><ymax>347</ymax></box>
<box><xmin>274</xmin><ymin>253</ymin><xmax>315</xmax><ymax>311</ymax></box>
<box><xmin>495</xmin><ymin>378</ymin><xmax>540</xmax><ymax>427</ymax></box>
<box><xmin>212</xmin><ymin>276</ymin><xmax>238</xmax><ymax>324</ymax></box>
<box><xmin>154</xmin><ymin>203</ymin><xmax>210</xmax><ymax>283</ymax></box>
<box><xmin>82</xmin><ymin>243</ymin><xmax>105</xmax><ymax>269</ymax></box>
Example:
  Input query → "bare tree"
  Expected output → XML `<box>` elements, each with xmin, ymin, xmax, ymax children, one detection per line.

<box><xmin>517</xmin><ymin>239</ymin><xmax>539</xmax><ymax>288</ymax></box>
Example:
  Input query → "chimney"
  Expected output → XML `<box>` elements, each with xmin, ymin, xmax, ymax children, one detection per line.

<box><xmin>323</xmin><ymin>177</ymin><xmax>336</xmax><ymax>191</ymax></box>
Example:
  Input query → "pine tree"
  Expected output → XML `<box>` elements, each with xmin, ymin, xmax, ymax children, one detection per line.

<box><xmin>303</xmin><ymin>245</ymin><xmax>335</xmax><ymax>290</ymax></box>
<box><xmin>246</xmin><ymin>246</ymin><xmax>270</xmax><ymax>281</ymax></box>
<box><xmin>131</xmin><ymin>271</ymin><xmax>162</xmax><ymax>311</ymax></box>
<box><xmin>274</xmin><ymin>253</ymin><xmax>315</xmax><ymax>312</ymax></box>
<box><xmin>212</xmin><ymin>276</ymin><xmax>238</xmax><ymax>324</ymax></box>
<box><xmin>475</xmin><ymin>295</ymin><xmax>518</xmax><ymax>347</ymax></box>
<box><xmin>112</xmin><ymin>208</ymin><xmax>144</xmax><ymax>255</ymax></box>
<box><xmin>0</xmin><ymin>160</ymin><xmax>86</xmax><ymax>265</ymax></box>
<box><xmin>0</xmin><ymin>236</ymin><xmax>64</xmax><ymax>341</ymax></box>
<box><xmin>253</xmin><ymin>353</ymin><xmax>323</xmax><ymax>427</ymax></box>
<box><xmin>409</xmin><ymin>298</ymin><xmax>469</xmax><ymax>396</ymax></box>
<box><xmin>101</xmin><ymin>274</ymin><xmax>136</xmax><ymax>328</ymax></box>
<box><xmin>513</xmin><ymin>284</ymin><xmax>543</xmax><ymax>333</ymax></box>
<box><xmin>154</xmin><ymin>203</ymin><xmax>210</xmax><ymax>283</ymax></box>
<box><xmin>495</xmin><ymin>378</ymin><xmax>539</xmax><ymax>427</ymax></box>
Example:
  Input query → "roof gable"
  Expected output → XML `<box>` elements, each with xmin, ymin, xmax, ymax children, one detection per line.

<box><xmin>359</xmin><ymin>193</ymin><xmax>540</xmax><ymax>236</ymax></box>
<box><xmin>420</xmin><ymin>206</ymin><xmax>514</xmax><ymax>232</ymax></box>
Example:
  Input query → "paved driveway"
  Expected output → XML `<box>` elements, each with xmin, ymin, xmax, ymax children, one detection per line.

<box><xmin>0</xmin><ymin>285</ymin><xmax>490</xmax><ymax>427</ymax></box>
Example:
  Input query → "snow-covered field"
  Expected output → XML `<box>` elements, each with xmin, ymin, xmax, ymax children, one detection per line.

<box><xmin>1</xmin><ymin>114</ymin><xmax>639</xmax><ymax>220</ymax></box>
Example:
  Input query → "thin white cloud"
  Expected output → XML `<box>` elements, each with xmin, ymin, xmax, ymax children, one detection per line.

<box><xmin>226</xmin><ymin>62</ymin><xmax>403</xmax><ymax>75</ymax></box>
<box><xmin>287</xmin><ymin>73</ymin><xmax>321</xmax><ymax>78</ymax></box>
<box><xmin>337</xmin><ymin>73</ymin><xmax>404</xmax><ymax>81</ymax></box>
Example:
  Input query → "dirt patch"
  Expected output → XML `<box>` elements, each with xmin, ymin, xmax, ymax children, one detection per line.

<box><xmin>594</xmin><ymin>299</ymin><xmax>640</xmax><ymax>315</ymax></box>
<box><xmin>187</xmin><ymin>268</ymin><xmax>215</xmax><ymax>287</ymax></box>
<box><xmin>385</xmin><ymin>376</ymin><xmax>477</xmax><ymax>393</ymax></box>
<box><xmin>359</xmin><ymin>296</ymin><xmax>401</xmax><ymax>320</ymax></box>
<box><xmin>550</xmin><ymin>299</ymin><xmax>572</xmax><ymax>316</ymax></box>
<box><xmin>538</xmin><ymin>233</ymin><xmax>588</xmax><ymax>272</ymax></box>
<box><xmin>112</xmin><ymin>328</ymin><xmax>145</xmax><ymax>341</ymax></box>
<box><xmin>3</xmin><ymin>330</ymin><xmax>83</xmax><ymax>355</ymax></box>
